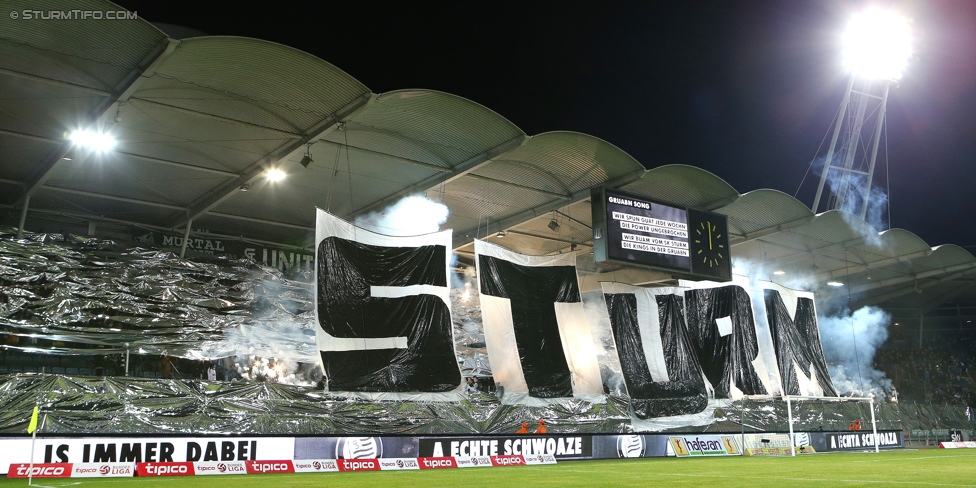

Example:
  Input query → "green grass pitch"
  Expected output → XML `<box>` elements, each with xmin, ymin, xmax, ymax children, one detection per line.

<box><xmin>3</xmin><ymin>449</ymin><xmax>975</xmax><ymax>487</ymax></box>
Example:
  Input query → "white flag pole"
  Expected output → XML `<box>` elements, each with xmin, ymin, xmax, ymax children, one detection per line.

<box><xmin>27</xmin><ymin>409</ymin><xmax>40</xmax><ymax>486</ymax></box>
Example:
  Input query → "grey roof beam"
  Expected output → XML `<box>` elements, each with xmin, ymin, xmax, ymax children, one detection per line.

<box><xmin>116</xmin><ymin>151</ymin><xmax>239</xmax><ymax>177</ymax></box>
<box><xmin>506</xmin><ymin>229</ymin><xmax>593</xmax><ymax>246</ymax></box>
<box><xmin>0</xmin><ymin>67</ymin><xmax>112</xmax><ymax>96</ymax></box>
<box><xmin>759</xmin><ymin>232</ymin><xmax>879</xmax><ymax>269</ymax></box>
<box><xmin>129</xmin><ymin>98</ymin><xmax>301</xmax><ymax>139</ymax></box>
<box><xmin>0</xmin><ymin>127</ymin><xmax>240</xmax><ymax>178</ymax></box>
<box><xmin>828</xmin><ymin>267</ymin><xmax>976</xmax><ymax>308</ymax></box>
<box><xmin>451</xmin><ymin>168</ymin><xmax>645</xmax><ymax>249</ymax></box>
<box><xmin>9</xmin><ymin>206</ymin><xmax>311</xmax><ymax>252</ymax></box>
<box><xmin>207</xmin><ymin>211</ymin><xmax>315</xmax><ymax>232</ymax></box>
<box><xmin>168</xmin><ymin>92</ymin><xmax>374</xmax><ymax>229</ymax></box>
<box><xmin>464</xmin><ymin>173</ymin><xmax>571</xmax><ymax>200</ymax></box>
<box><xmin>729</xmin><ymin>215</ymin><xmax>815</xmax><ymax>246</ymax></box>
<box><xmin>348</xmin><ymin>134</ymin><xmax>527</xmax><ymax>219</ymax></box>
<box><xmin>316</xmin><ymin>140</ymin><xmax>452</xmax><ymax>173</ymax></box>
<box><xmin>0</xmin><ymin>128</ymin><xmax>64</xmax><ymax>144</ymax></box>
<box><xmin>812</xmin><ymin>249</ymin><xmax>932</xmax><ymax>282</ymax></box>
<box><xmin>17</xmin><ymin>38</ymin><xmax>180</xmax><ymax>205</ymax></box>
<box><xmin>554</xmin><ymin>208</ymin><xmax>593</xmax><ymax>229</ymax></box>
<box><xmin>844</xmin><ymin>262</ymin><xmax>976</xmax><ymax>297</ymax></box>
<box><xmin>43</xmin><ymin>185</ymin><xmax>186</xmax><ymax>211</ymax></box>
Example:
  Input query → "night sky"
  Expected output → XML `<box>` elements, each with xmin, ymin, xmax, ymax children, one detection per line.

<box><xmin>114</xmin><ymin>1</ymin><xmax>976</xmax><ymax>250</ymax></box>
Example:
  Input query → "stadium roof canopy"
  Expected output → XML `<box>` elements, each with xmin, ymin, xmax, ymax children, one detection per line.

<box><xmin>1</xmin><ymin>0</ymin><xmax>974</xmax><ymax>315</ymax></box>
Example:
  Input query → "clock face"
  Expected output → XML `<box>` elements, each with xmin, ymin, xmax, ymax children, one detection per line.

<box><xmin>688</xmin><ymin>209</ymin><xmax>731</xmax><ymax>281</ymax></box>
<box><xmin>694</xmin><ymin>220</ymin><xmax>726</xmax><ymax>269</ymax></box>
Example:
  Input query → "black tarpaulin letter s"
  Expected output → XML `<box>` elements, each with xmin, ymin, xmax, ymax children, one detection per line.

<box><xmin>314</xmin><ymin>209</ymin><xmax>461</xmax><ymax>393</ymax></box>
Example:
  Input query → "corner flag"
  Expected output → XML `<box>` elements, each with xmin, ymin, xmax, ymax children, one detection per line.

<box><xmin>27</xmin><ymin>406</ymin><xmax>38</xmax><ymax>434</ymax></box>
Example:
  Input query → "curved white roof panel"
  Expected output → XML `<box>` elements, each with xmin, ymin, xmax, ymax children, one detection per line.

<box><xmin>0</xmin><ymin>0</ymin><xmax>973</xmax><ymax>312</ymax></box>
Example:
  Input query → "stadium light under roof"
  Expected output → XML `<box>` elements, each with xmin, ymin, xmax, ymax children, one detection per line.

<box><xmin>68</xmin><ymin>129</ymin><xmax>117</xmax><ymax>153</ymax></box>
<box><xmin>841</xmin><ymin>8</ymin><xmax>913</xmax><ymax>80</ymax></box>
<box><xmin>266</xmin><ymin>168</ymin><xmax>286</xmax><ymax>182</ymax></box>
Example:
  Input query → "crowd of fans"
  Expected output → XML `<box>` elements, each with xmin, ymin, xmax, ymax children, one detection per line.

<box><xmin>875</xmin><ymin>346</ymin><xmax>976</xmax><ymax>406</ymax></box>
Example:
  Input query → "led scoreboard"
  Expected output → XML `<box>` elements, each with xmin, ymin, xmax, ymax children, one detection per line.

<box><xmin>591</xmin><ymin>187</ymin><xmax>731</xmax><ymax>282</ymax></box>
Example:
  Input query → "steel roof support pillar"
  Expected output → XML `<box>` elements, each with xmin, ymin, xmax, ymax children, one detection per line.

<box><xmin>179</xmin><ymin>220</ymin><xmax>192</xmax><ymax>259</ymax></box>
<box><xmin>16</xmin><ymin>195</ymin><xmax>29</xmax><ymax>239</ymax></box>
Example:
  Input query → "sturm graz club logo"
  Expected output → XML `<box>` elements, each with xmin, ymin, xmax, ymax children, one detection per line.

<box><xmin>617</xmin><ymin>435</ymin><xmax>646</xmax><ymax>458</ymax></box>
<box><xmin>792</xmin><ymin>433</ymin><xmax>811</xmax><ymax>447</ymax></box>
<box><xmin>336</xmin><ymin>437</ymin><xmax>383</xmax><ymax>459</ymax></box>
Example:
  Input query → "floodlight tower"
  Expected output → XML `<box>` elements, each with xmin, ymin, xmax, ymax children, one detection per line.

<box><xmin>812</xmin><ymin>8</ymin><xmax>912</xmax><ymax>219</ymax></box>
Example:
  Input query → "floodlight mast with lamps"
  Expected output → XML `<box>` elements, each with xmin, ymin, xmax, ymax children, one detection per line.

<box><xmin>811</xmin><ymin>8</ymin><xmax>912</xmax><ymax>219</ymax></box>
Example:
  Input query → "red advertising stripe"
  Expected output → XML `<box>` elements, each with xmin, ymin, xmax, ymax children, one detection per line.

<box><xmin>490</xmin><ymin>455</ymin><xmax>526</xmax><ymax>467</ymax></box>
<box><xmin>135</xmin><ymin>462</ymin><xmax>195</xmax><ymax>477</ymax></box>
<box><xmin>7</xmin><ymin>463</ymin><xmax>72</xmax><ymax>478</ymax></box>
<box><xmin>417</xmin><ymin>457</ymin><xmax>457</xmax><ymax>469</ymax></box>
<box><xmin>245</xmin><ymin>460</ymin><xmax>295</xmax><ymax>474</ymax></box>
<box><xmin>337</xmin><ymin>459</ymin><xmax>381</xmax><ymax>472</ymax></box>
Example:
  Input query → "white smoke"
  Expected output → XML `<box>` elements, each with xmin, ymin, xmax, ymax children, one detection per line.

<box><xmin>354</xmin><ymin>195</ymin><xmax>449</xmax><ymax>236</ymax></box>
<box><xmin>818</xmin><ymin>306</ymin><xmax>892</xmax><ymax>398</ymax></box>
<box><xmin>819</xmin><ymin>158</ymin><xmax>888</xmax><ymax>247</ymax></box>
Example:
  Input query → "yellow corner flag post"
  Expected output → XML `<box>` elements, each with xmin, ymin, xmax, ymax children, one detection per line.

<box><xmin>27</xmin><ymin>406</ymin><xmax>39</xmax><ymax>486</ymax></box>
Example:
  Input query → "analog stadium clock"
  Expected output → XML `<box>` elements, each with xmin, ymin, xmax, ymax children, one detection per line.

<box><xmin>688</xmin><ymin>209</ymin><xmax>732</xmax><ymax>281</ymax></box>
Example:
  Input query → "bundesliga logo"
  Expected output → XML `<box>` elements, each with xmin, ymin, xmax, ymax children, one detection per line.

<box><xmin>99</xmin><ymin>465</ymin><xmax>110</xmax><ymax>475</ymax></box>
<box><xmin>217</xmin><ymin>463</ymin><xmax>226</xmax><ymax>473</ymax></box>
<box><xmin>312</xmin><ymin>461</ymin><xmax>322</xmax><ymax>470</ymax></box>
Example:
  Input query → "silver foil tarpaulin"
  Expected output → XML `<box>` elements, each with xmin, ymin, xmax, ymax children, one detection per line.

<box><xmin>0</xmin><ymin>373</ymin><xmax>632</xmax><ymax>434</ymax></box>
<box><xmin>0</xmin><ymin>374</ymin><xmax>969</xmax><ymax>435</ymax></box>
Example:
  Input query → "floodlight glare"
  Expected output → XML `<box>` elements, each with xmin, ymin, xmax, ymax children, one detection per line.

<box><xmin>827</xmin><ymin>281</ymin><xmax>844</xmax><ymax>287</ymax></box>
<box><xmin>266</xmin><ymin>168</ymin><xmax>286</xmax><ymax>182</ymax></box>
<box><xmin>68</xmin><ymin>129</ymin><xmax>117</xmax><ymax>152</ymax></box>
<box><xmin>841</xmin><ymin>8</ymin><xmax>912</xmax><ymax>80</ymax></box>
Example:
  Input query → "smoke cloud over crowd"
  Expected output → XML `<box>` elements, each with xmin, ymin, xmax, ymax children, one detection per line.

<box><xmin>354</xmin><ymin>195</ymin><xmax>449</xmax><ymax>236</ymax></box>
<box><xmin>818</xmin><ymin>306</ymin><xmax>893</xmax><ymax>397</ymax></box>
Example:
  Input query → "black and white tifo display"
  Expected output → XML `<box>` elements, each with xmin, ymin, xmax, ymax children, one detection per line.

<box><xmin>314</xmin><ymin>210</ymin><xmax>838</xmax><ymax>425</ymax></box>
